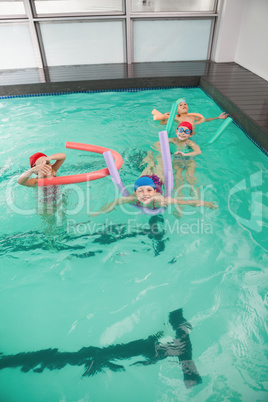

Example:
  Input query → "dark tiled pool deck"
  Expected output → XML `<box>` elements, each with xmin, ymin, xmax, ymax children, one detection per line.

<box><xmin>0</xmin><ymin>61</ymin><xmax>267</xmax><ymax>152</ymax></box>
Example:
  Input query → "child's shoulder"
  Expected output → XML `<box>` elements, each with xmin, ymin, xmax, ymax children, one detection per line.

<box><xmin>187</xmin><ymin>139</ymin><xmax>195</xmax><ymax>146</ymax></box>
<box><xmin>169</xmin><ymin>137</ymin><xmax>178</xmax><ymax>144</ymax></box>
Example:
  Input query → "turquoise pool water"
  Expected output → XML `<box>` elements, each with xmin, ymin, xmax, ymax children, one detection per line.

<box><xmin>0</xmin><ymin>88</ymin><xmax>267</xmax><ymax>401</ymax></box>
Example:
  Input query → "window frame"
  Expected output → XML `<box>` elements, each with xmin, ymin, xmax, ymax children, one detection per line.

<box><xmin>0</xmin><ymin>0</ymin><xmax>219</xmax><ymax>70</ymax></box>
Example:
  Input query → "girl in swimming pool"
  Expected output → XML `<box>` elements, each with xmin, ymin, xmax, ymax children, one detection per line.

<box><xmin>17</xmin><ymin>152</ymin><xmax>66</xmax><ymax>187</ymax></box>
<box><xmin>17</xmin><ymin>152</ymin><xmax>66</xmax><ymax>219</ymax></box>
<box><xmin>152</xmin><ymin>98</ymin><xmax>228</xmax><ymax>126</ymax></box>
<box><xmin>88</xmin><ymin>149</ymin><xmax>217</xmax><ymax>217</ymax></box>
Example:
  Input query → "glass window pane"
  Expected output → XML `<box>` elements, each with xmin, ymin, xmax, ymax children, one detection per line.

<box><xmin>133</xmin><ymin>19</ymin><xmax>212</xmax><ymax>62</ymax></box>
<box><xmin>132</xmin><ymin>0</ymin><xmax>216</xmax><ymax>13</ymax></box>
<box><xmin>0</xmin><ymin>1</ymin><xmax>26</xmax><ymax>16</ymax></box>
<box><xmin>40</xmin><ymin>21</ymin><xmax>124</xmax><ymax>66</ymax></box>
<box><xmin>34</xmin><ymin>0</ymin><xmax>123</xmax><ymax>15</ymax></box>
<box><xmin>0</xmin><ymin>24</ymin><xmax>37</xmax><ymax>69</ymax></box>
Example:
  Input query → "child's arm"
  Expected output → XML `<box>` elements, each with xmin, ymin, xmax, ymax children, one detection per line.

<box><xmin>17</xmin><ymin>164</ymin><xmax>51</xmax><ymax>187</ymax></box>
<box><xmin>188</xmin><ymin>113</ymin><xmax>205</xmax><ymax>124</ymax></box>
<box><xmin>205</xmin><ymin>112</ymin><xmax>229</xmax><ymax>122</ymax></box>
<box><xmin>165</xmin><ymin>197</ymin><xmax>218</xmax><ymax>209</ymax></box>
<box><xmin>46</xmin><ymin>153</ymin><xmax>66</xmax><ymax>172</ymax></box>
<box><xmin>88</xmin><ymin>195</ymin><xmax>136</xmax><ymax>217</ymax></box>
<box><xmin>152</xmin><ymin>109</ymin><xmax>170</xmax><ymax>122</ymax></box>
<box><xmin>153</xmin><ymin>194</ymin><xmax>218</xmax><ymax>209</ymax></box>
<box><xmin>153</xmin><ymin>137</ymin><xmax>176</xmax><ymax>152</ymax></box>
<box><xmin>174</xmin><ymin>140</ymin><xmax>201</xmax><ymax>157</ymax></box>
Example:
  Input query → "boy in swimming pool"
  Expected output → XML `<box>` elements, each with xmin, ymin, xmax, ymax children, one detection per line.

<box><xmin>88</xmin><ymin>151</ymin><xmax>217</xmax><ymax>217</ymax></box>
<box><xmin>152</xmin><ymin>98</ymin><xmax>228</xmax><ymax>126</ymax></box>
<box><xmin>17</xmin><ymin>152</ymin><xmax>66</xmax><ymax>187</ymax></box>
<box><xmin>153</xmin><ymin>121</ymin><xmax>200</xmax><ymax>196</ymax></box>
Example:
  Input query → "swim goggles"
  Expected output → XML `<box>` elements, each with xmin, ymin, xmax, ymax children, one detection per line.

<box><xmin>177</xmin><ymin>127</ymin><xmax>191</xmax><ymax>135</ymax></box>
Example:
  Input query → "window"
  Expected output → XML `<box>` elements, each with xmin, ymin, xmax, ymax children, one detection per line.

<box><xmin>0</xmin><ymin>0</ymin><xmax>26</xmax><ymax>17</ymax></box>
<box><xmin>133</xmin><ymin>19</ymin><xmax>212</xmax><ymax>62</ymax></box>
<box><xmin>34</xmin><ymin>0</ymin><xmax>124</xmax><ymax>15</ymax></box>
<box><xmin>131</xmin><ymin>0</ymin><xmax>216</xmax><ymax>13</ymax></box>
<box><xmin>40</xmin><ymin>21</ymin><xmax>125</xmax><ymax>65</ymax></box>
<box><xmin>0</xmin><ymin>0</ymin><xmax>218</xmax><ymax>69</ymax></box>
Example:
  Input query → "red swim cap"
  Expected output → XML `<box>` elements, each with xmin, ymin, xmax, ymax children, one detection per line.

<box><xmin>178</xmin><ymin>121</ymin><xmax>192</xmax><ymax>132</ymax></box>
<box><xmin>29</xmin><ymin>152</ymin><xmax>47</xmax><ymax>168</ymax></box>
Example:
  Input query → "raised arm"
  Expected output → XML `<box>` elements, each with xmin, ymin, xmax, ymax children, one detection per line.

<box><xmin>17</xmin><ymin>164</ymin><xmax>51</xmax><ymax>187</ymax></box>
<box><xmin>47</xmin><ymin>153</ymin><xmax>66</xmax><ymax>172</ymax></box>
<box><xmin>188</xmin><ymin>113</ymin><xmax>205</xmax><ymax>125</ymax></box>
<box><xmin>152</xmin><ymin>109</ymin><xmax>170</xmax><ymax>123</ymax></box>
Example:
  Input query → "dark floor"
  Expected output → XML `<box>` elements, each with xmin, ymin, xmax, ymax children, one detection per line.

<box><xmin>0</xmin><ymin>61</ymin><xmax>267</xmax><ymax>152</ymax></box>
<box><xmin>201</xmin><ymin>62</ymin><xmax>268</xmax><ymax>152</ymax></box>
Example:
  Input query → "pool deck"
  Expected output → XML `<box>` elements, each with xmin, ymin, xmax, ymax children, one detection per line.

<box><xmin>0</xmin><ymin>61</ymin><xmax>267</xmax><ymax>153</ymax></box>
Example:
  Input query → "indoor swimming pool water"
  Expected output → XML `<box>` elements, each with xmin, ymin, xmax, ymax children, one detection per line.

<box><xmin>0</xmin><ymin>88</ymin><xmax>267</xmax><ymax>401</ymax></box>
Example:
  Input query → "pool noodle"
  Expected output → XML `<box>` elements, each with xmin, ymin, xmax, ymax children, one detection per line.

<box><xmin>103</xmin><ymin>130</ymin><xmax>173</xmax><ymax>215</ymax></box>
<box><xmin>207</xmin><ymin>117</ymin><xmax>233</xmax><ymax>144</ymax></box>
<box><xmin>159</xmin><ymin>130</ymin><xmax>174</xmax><ymax>197</ymax></box>
<box><xmin>166</xmin><ymin>100</ymin><xmax>179</xmax><ymax>137</ymax></box>
<box><xmin>38</xmin><ymin>142</ymin><xmax>123</xmax><ymax>187</ymax></box>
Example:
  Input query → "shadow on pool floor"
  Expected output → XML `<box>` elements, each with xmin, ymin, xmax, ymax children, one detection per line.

<box><xmin>0</xmin><ymin>308</ymin><xmax>201</xmax><ymax>389</ymax></box>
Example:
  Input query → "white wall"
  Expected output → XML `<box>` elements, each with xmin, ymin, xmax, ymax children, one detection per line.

<box><xmin>212</xmin><ymin>0</ymin><xmax>268</xmax><ymax>81</ymax></box>
<box><xmin>236</xmin><ymin>0</ymin><xmax>268</xmax><ymax>81</ymax></box>
<box><xmin>212</xmin><ymin>0</ymin><xmax>245</xmax><ymax>63</ymax></box>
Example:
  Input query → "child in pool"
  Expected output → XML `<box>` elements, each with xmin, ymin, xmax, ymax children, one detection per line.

<box><xmin>152</xmin><ymin>98</ymin><xmax>228</xmax><ymax>126</ymax></box>
<box><xmin>88</xmin><ymin>150</ymin><xmax>217</xmax><ymax>217</ymax></box>
<box><xmin>17</xmin><ymin>152</ymin><xmax>66</xmax><ymax>187</ymax></box>
<box><xmin>151</xmin><ymin>122</ymin><xmax>200</xmax><ymax>195</ymax></box>
<box><xmin>17</xmin><ymin>152</ymin><xmax>66</xmax><ymax>219</ymax></box>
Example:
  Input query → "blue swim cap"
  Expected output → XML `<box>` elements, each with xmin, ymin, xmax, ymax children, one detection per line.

<box><xmin>134</xmin><ymin>177</ymin><xmax>155</xmax><ymax>191</ymax></box>
<box><xmin>176</xmin><ymin>98</ymin><xmax>186</xmax><ymax>104</ymax></box>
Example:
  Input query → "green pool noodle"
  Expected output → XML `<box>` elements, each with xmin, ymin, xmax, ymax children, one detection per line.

<box><xmin>166</xmin><ymin>100</ymin><xmax>180</xmax><ymax>136</ymax></box>
<box><xmin>207</xmin><ymin>117</ymin><xmax>233</xmax><ymax>144</ymax></box>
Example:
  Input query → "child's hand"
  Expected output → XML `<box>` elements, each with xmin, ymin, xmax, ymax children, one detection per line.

<box><xmin>88</xmin><ymin>211</ymin><xmax>102</xmax><ymax>217</ymax></box>
<box><xmin>159</xmin><ymin>198</ymin><xmax>168</xmax><ymax>207</ymax></box>
<box><xmin>88</xmin><ymin>202</ymin><xmax>115</xmax><ymax>217</ymax></box>
<box><xmin>218</xmin><ymin>112</ymin><xmax>229</xmax><ymax>119</ymax></box>
<box><xmin>100</xmin><ymin>202</ymin><xmax>114</xmax><ymax>213</ymax></box>
<box><xmin>150</xmin><ymin>143</ymin><xmax>160</xmax><ymax>152</ymax></box>
<box><xmin>206</xmin><ymin>202</ymin><xmax>218</xmax><ymax>209</ymax></box>
<box><xmin>174</xmin><ymin>151</ymin><xmax>186</xmax><ymax>156</ymax></box>
<box><xmin>32</xmin><ymin>163</ymin><xmax>52</xmax><ymax>175</ymax></box>
<box><xmin>196</xmin><ymin>201</ymin><xmax>218</xmax><ymax>209</ymax></box>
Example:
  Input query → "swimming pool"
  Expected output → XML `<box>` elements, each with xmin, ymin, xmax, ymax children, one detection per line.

<box><xmin>0</xmin><ymin>88</ymin><xmax>267</xmax><ymax>401</ymax></box>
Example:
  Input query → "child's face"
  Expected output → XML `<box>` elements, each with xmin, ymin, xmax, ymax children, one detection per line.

<box><xmin>177</xmin><ymin>102</ymin><xmax>188</xmax><ymax>115</ymax></box>
<box><xmin>176</xmin><ymin>126</ymin><xmax>192</xmax><ymax>141</ymax></box>
<box><xmin>135</xmin><ymin>186</ymin><xmax>157</xmax><ymax>204</ymax></box>
<box><xmin>35</xmin><ymin>156</ymin><xmax>50</xmax><ymax>166</ymax></box>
